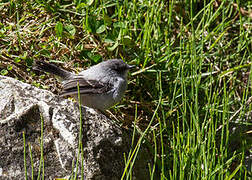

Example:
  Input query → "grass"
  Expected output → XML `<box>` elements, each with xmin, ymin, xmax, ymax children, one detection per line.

<box><xmin>1</xmin><ymin>0</ymin><xmax>252</xmax><ymax>179</ymax></box>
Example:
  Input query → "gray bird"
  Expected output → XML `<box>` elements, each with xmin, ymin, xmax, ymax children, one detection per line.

<box><xmin>34</xmin><ymin>59</ymin><xmax>134</xmax><ymax>110</ymax></box>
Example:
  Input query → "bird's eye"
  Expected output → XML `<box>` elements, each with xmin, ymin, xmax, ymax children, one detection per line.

<box><xmin>115</xmin><ymin>65</ymin><xmax>126</xmax><ymax>71</ymax></box>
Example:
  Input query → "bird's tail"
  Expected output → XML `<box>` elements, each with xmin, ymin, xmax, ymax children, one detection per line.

<box><xmin>34</xmin><ymin>60</ymin><xmax>72</xmax><ymax>79</ymax></box>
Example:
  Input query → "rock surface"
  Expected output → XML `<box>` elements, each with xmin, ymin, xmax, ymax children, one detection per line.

<box><xmin>0</xmin><ymin>75</ymin><xmax>150</xmax><ymax>180</ymax></box>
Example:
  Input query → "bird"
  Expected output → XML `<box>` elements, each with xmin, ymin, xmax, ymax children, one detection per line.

<box><xmin>34</xmin><ymin>59</ymin><xmax>134</xmax><ymax>111</ymax></box>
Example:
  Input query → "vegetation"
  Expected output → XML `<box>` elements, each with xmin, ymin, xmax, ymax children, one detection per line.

<box><xmin>1</xmin><ymin>0</ymin><xmax>251</xmax><ymax>179</ymax></box>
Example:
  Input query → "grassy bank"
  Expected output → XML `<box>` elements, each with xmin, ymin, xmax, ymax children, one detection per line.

<box><xmin>0</xmin><ymin>0</ymin><xmax>251</xmax><ymax>179</ymax></box>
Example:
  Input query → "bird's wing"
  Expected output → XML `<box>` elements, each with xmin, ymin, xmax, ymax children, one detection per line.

<box><xmin>60</xmin><ymin>77</ymin><xmax>112</xmax><ymax>96</ymax></box>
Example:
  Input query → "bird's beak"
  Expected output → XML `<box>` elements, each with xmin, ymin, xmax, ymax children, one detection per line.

<box><xmin>127</xmin><ymin>65</ymin><xmax>135</xmax><ymax>70</ymax></box>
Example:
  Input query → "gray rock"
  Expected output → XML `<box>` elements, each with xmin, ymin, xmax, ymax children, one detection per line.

<box><xmin>0</xmin><ymin>75</ymin><xmax>150</xmax><ymax>180</ymax></box>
